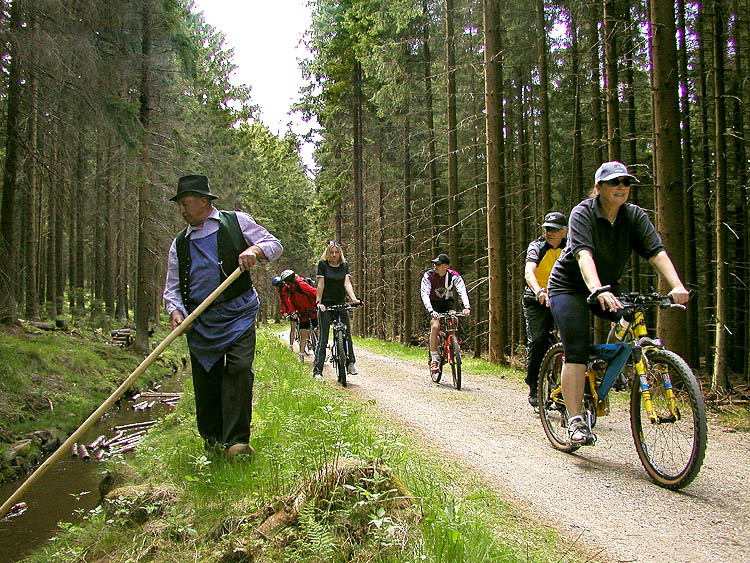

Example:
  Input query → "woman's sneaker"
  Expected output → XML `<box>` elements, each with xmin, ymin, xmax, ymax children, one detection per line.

<box><xmin>346</xmin><ymin>364</ymin><xmax>358</xmax><ymax>375</ymax></box>
<box><xmin>568</xmin><ymin>417</ymin><xmax>596</xmax><ymax>445</ymax></box>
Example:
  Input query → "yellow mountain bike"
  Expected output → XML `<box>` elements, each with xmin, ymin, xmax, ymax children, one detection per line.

<box><xmin>537</xmin><ymin>289</ymin><xmax>707</xmax><ymax>490</ymax></box>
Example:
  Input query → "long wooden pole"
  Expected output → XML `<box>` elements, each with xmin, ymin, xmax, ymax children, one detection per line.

<box><xmin>0</xmin><ymin>267</ymin><xmax>243</xmax><ymax>519</ymax></box>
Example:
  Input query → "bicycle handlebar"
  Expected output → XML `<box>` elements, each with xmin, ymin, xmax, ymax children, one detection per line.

<box><xmin>435</xmin><ymin>311</ymin><xmax>467</xmax><ymax>318</ymax></box>
<box><xmin>587</xmin><ymin>286</ymin><xmax>687</xmax><ymax>310</ymax></box>
<box><xmin>322</xmin><ymin>302</ymin><xmax>363</xmax><ymax>311</ymax></box>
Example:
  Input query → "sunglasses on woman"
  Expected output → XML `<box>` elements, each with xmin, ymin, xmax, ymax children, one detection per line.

<box><xmin>606</xmin><ymin>177</ymin><xmax>632</xmax><ymax>187</ymax></box>
<box><xmin>327</xmin><ymin>240</ymin><xmax>340</xmax><ymax>247</ymax></box>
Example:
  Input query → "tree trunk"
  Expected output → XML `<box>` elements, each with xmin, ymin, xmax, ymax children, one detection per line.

<box><xmin>353</xmin><ymin>60</ymin><xmax>364</xmax><ymax>335</ymax></box>
<box><xmin>535</xmin><ymin>0</ymin><xmax>552</xmax><ymax>212</ymax></box>
<box><xmin>603</xmin><ymin>0</ymin><xmax>621</xmax><ymax>161</ymax></box>
<box><xmin>105</xmin><ymin>138</ymin><xmax>116</xmax><ymax>317</ymax></box>
<box><xmin>377</xmin><ymin>140</ymin><xmax>385</xmax><ymax>341</ymax></box>
<box><xmin>135</xmin><ymin>0</ymin><xmax>155</xmax><ymax>353</ymax></box>
<box><xmin>677</xmin><ymin>0</ymin><xmax>700</xmax><ymax>367</ymax></box>
<box><xmin>569</xmin><ymin>8</ymin><xmax>584</xmax><ymax>207</ymax></box>
<box><xmin>729</xmin><ymin>18</ymin><xmax>747</xmax><ymax>378</ymax></box>
<box><xmin>0</xmin><ymin>0</ymin><xmax>23</xmax><ymax>323</ymax></box>
<box><xmin>650</xmin><ymin>0</ymin><xmax>688</xmax><ymax>361</ymax></box>
<box><xmin>711</xmin><ymin>0</ymin><xmax>729</xmax><ymax>390</ymax></box>
<box><xmin>697</xmin><ymin>7</ymin><xmax>715</xmax><ymax>373</ymax></box>
<box><xmin>588</xmin><ymin>0</ymin><xmax>604</xmax><ymax>165</ymax></box>
<box><xmin>423</xmin><ymin>0</ymin><xmax>439</xmax><ymax>257</ymax></box>
<box><xmin>446</xmin><ymin>0</ymin><xmax>459</xmax><ymax>261</ymax></box>
<box><xmin>74</xmin><ymin>120</ymin><xmax>86</xmax><ymax>315</ymax></box>
<box><xmin>483</xmin><ymin>0</ymin><xmax>508</xmax><ymax>364</ymax></box>
<box><xmin>25</xmin><ymin>12</ymin><xmax>40</xmax><ymax>321</ymax></box>
<box><xmin>116</xmin><ymin>153</ymin><xmax>129</xmax><ymax>321</ymax></box>
<box><xmin>402</xmin><ymin>92</ymin><xmax>413</xmax><ymax>346</ymax></box>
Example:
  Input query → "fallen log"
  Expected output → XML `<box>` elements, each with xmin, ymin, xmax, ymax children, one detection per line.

<box><xmin>112</xmin><ymin>420</ymin><xmax>156</xmax><ymax>432</ymax></box>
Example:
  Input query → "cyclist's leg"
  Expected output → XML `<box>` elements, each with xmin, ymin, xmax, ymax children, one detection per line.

<box><xmin>429</xmin><ymin>317</ymin><xmax>441</xmax><ymax>351</ymax></box>
<box><xmin>523</xmin><ymin>295</ymin><xmax>553</xmax><ymax>397</ymax></box>
<box><xmin>289</xmin><ymin>318</ymin><xmax>297</xmax><ymax>348</ymax></box>
<box><xmin>313</xmin><ymin>311</ymin><xmax>332</xmax><ymax>375</ymax></box>
<box><xmin>550</xmin><ymin>293</ymin><xmax>590</xmax><ymax>420</ymax></box>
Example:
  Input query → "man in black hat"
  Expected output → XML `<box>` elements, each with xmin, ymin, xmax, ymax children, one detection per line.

<box><xmin>522</xmin><ymin>211</ymin><xmax>568</xmax><ymax>409</ymax></box>
<box><xmin>163</xmin><ymin>174</ymin><xmax>283</xmax><ymax>459</ymax></box>
<box><xmin>419</xmin><ymin>254</ymin><xmax>471</xmax><ymax>376</ymax></box>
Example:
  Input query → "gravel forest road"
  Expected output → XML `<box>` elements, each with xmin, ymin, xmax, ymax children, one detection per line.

<box><xmin>303</xmin><ymin>340</ymin><xmax>749</xmax><ymax>563</ymax></box>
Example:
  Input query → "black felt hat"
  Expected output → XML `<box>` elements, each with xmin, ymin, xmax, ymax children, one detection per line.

<box><xmin>170</xmin><ymin>174</ymin><xmax>218</xmax><ymax>201</ymax></box>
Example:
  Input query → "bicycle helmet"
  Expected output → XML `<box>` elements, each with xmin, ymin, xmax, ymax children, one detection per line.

<box><xmin>280</xmin><ymin>269</ymin><xmax>296</xmax><ymax>284</ymax></box>
<box><xmin>271</xmin><ymin>276</ymin><xmax>282</xmax><ymax>287</ymax></box>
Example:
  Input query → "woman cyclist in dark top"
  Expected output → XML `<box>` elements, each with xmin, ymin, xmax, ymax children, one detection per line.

<box><xmin>312</xmin><ymin>241</ymin><xmax>361</xmax><ymax>381</ymax></box>
<box><xmin>547</xmin><ymin>161</ymin><xmax>689</xmax><ymax>446</ymax></box>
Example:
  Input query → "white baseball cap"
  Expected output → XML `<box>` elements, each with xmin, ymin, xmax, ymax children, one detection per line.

<box><xmin>594</xmin><ymin>161</ymin><xmax>638</xmax><ymax>184</ymax></box>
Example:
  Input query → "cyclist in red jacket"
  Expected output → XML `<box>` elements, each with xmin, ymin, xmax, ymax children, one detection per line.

<box><xmin>272</xmin><ymin>276</ymin><xmax>296</xmax><ymax>352</ymax></box>
<box><xmin>280</xmin><ymin>269</ymin><xmax>319</xmax><ymax>362</ymax></box>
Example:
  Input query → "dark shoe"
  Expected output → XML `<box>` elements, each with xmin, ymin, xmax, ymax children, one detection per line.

<box><xmin>346</xmin><ymin>364</ymin><xmax>358</xmax><ymax>375</ymax></box>
<box><xmin>227</xmin><ymin>443</ymin><xmax>254</xmax><ymax>460</ymax></box>
<box><xmin>568</xmin><ymin>418</ymin><xmax>596</xmax><ymax>446</ymax></box>
<box><xmin>528</xmin><ymin>388</ymin><xmax>538</xmax><ymax>408</ymax></box>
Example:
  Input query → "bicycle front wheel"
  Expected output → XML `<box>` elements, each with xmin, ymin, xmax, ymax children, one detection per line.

<box><xmin>538</xmin><ymin>343</ymin><xmax>580</xmax><ymax>453</ymax></box>
<box><xmin>449</xmin><ymin>335</ymin><xmax>462</xmax><ymax>390</ymax></box>
<box><xmin>335</xmin><ymin>330</ymin><xmax>347</xmax><ymax>387</ymax></box>
<box><xmin>630</xmin><ymin>349</ymin><xmax>707</xmax><ymax>489</ymax></box>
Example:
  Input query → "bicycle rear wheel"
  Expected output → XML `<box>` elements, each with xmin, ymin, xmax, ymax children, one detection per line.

<box><xmin>630</xmin><ymin>349</ymin><xmax>707</xmax><ymax>489</ymax></box>
<box><xmin>335</xmin><ymin>330</ymin><xmax>347</xmax><ymax>387</ymax></box>
<box><xmin>449</xmin><ymin>335</ymin><xmax>462</xmax><ymax>390</ymax></box>
<box><xmin>538</xmin><ymin>343</ymin><xmax>580</xmax><ymax>453</ymax></box>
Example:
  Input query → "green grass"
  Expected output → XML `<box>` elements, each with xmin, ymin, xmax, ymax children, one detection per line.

<box><xmin>28</xmin><ymin>328</ymin><xmax>592</xmax><ymax>562</ymax></box>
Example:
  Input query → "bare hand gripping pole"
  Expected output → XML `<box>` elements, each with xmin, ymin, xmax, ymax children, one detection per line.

<box><xmin>0</xmin><ymin>267</ymin><xmax>243</xmax><ymax>519</ymax></box>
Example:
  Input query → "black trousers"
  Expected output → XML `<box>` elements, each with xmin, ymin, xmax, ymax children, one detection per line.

<box><xmin>190</xmin><ymin>325</ymin><xmax>255</xmax><ymax>447</ymax></box>
<box><xmin>522</xmin><ymin>295</ymin><xmax>555</xmax><ymax>390</ymax></box>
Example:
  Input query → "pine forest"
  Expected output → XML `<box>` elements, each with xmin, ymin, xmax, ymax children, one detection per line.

<box><xmin>0</xmin><ymin>0</ymin><xmax>748</xmax><ymax>393</ymax></box>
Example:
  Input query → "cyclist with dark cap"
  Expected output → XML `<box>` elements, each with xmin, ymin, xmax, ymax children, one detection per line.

<box><xmin>522</xmin><ymin>211</ymin><xmax>568</xmax><ymax>410</ymax></box>
<box><xmin>420</xmin><ymin>254</ymin><xmax>471</xmax><ymax>376</ymax></box>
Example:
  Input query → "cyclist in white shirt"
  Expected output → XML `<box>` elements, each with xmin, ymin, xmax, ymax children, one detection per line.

<box><xmin>420</xmin><ymin>254</ymin><xmax>471</xmax><ymax>375</ymax></box>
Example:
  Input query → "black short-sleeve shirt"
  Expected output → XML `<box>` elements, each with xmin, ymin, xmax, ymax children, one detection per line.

<box><xmin>548</xmin><ymin>198</ymin><xmax>664</xmax><ymax>296</ymax></box>
<box><xmin>316</xmin><ymin>260</ymin><xmax>350</xmax><ymax>305</ymax></box>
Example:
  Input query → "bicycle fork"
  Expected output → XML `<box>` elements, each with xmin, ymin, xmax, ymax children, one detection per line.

<box><xmin>633</xmin><ymin>354</ymin><xmax>680</xmax><ymax>425</ymax></box>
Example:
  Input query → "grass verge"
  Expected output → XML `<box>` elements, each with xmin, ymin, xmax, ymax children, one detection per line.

<box><xmin>27</xmin><ymin>328</ymin><xmax>593</xmax><ymax>562</ymax></box>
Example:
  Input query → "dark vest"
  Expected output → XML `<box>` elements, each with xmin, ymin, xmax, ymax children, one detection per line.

<box><xmin>175</xmin><ymin>210</ymin><xmax>253</xmax><ymax>305</ymax></box>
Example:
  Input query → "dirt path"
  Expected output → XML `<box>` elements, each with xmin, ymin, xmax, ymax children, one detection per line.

<box><xmin>292</xmin><ymin>335</ymin><xmax>749</xmax><ymax>562</ymax></box>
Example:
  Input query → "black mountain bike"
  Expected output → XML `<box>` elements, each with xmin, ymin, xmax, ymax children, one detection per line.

<box><xmin>325</xmin><ymin>303</ymin><xmax>361</xmax><ymax>387</ymax></box>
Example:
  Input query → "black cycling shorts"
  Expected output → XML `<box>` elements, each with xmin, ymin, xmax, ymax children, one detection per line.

<box><xmin>298</xmin><ymin>316</ymin><xmax>318</xmax><ymax>330</ymax></box>
<box><xmin>425</xmin><ymin>299</ymin><xmax>455</xmax><ymax>320</ymax></box>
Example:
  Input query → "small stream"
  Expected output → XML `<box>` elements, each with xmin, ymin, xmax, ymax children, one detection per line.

<box><xmin>0</xmin><ymin>372</ymin><xmax>186</xmax><ymax>562</ymax></box>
